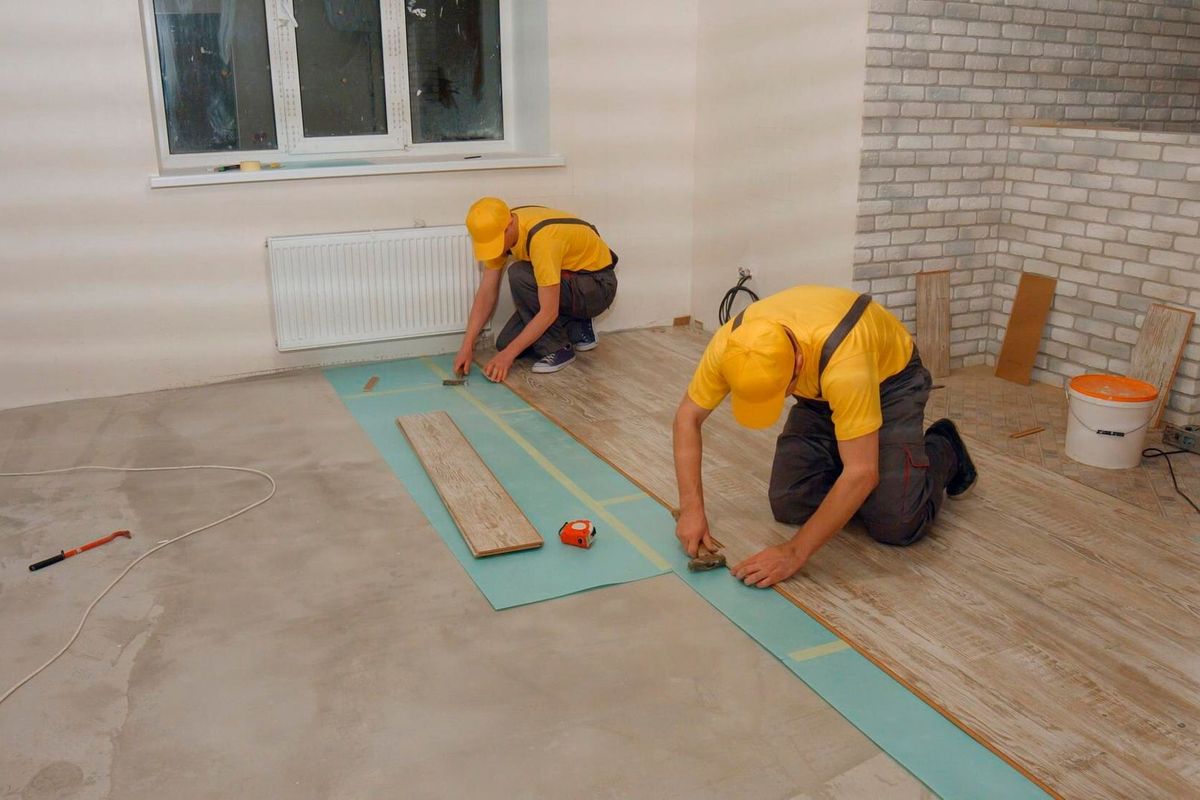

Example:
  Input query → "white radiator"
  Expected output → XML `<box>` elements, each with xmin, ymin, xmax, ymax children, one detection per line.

<box><xmin>266</xmin><ymin>225</ymin><xmax>480</xmax><ymax>351</ymax></box>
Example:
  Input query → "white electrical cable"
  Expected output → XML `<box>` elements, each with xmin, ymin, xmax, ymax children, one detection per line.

<box><xmin>0</xmin><ymin>464</ymin><xmax>276</xmax><ymax>706</ymax></box>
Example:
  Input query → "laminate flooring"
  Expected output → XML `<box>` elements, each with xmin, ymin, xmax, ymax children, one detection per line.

<box><xmin>397</xmin><ymin>411</ymin><xmax>543</xmax><ymax>556</ymax></box>
<box><xmin>502</xmin><ymin>327</ymin><xmax>1200</xmax><ymax>799</ymax></box>
<box><xmin>926</xmin><ymin>365</ymin><xmax>1200</xmax><ymax>528</ymax></box>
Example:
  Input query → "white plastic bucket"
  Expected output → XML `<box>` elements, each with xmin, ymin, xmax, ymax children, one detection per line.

<box><xmin>1064</xmin><ymin>374</ymin><xmax>1158</xmax><ymax>470</ymax></box>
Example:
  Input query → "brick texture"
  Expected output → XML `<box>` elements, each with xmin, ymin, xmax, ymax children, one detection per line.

<box><xmin>856</xmin><ymin>0</ymin><xmax>1200</xmax><ymax>421</ymax></box>
<box><xmin>997</xmin><ymin>126</ymin><xmax>1200</xmax><ymax>423</ymax></box>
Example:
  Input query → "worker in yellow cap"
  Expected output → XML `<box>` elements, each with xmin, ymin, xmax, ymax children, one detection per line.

<box><xmin>454</xmin><ymin>197</ymin><xmax>618</xmax><ymax>381</ymax></box>
<box><xmin>673</xmin><ymin>285</ymin><xmax>977</xmax><ymax>588</ymax></box>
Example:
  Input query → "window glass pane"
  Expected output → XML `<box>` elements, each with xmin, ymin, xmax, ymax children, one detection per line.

<box><xmin>153</xmin><ymin>0</ymin><xmax>277</xmax><ymax>154</ymax></box>
<box><xmin>406</xmin><ymin>0</ymin><xmax>504</xmax><ymax>143</ymax></box>
<box><xmin>294</xmin><ymin>0</ymin><xmax>388</xmax><ymax>138</ymax></box>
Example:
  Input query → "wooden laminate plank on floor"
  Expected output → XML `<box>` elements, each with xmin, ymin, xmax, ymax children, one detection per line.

<box><xmin>1129</xmin><ymin>303</ymin><xmax>1195</xmax><ymax>429</ymax></box>
<box><xmin>915</xmin><ymin>270</ymin><xmax>951</xmax><ymax>379</ymax></box>
<box><xmin>397</xmin><ymin>411</ymin><xmax>542</xmax><ymax>557</ymax></box>
<box><xmin>995</xmin><ymin>273</ymin><xmax>1057</xmax><ymax>385</ymax></box>
<box><xmin>505</xmin><ymin>327</ymin><xmax>1200</xmax><ymax>800</ymax></box>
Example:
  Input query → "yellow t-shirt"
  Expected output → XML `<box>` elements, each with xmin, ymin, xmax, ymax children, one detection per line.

<box><xmin>484</xmin><ymin>206</ymin><xmax>615</xmax><ymax>287</ymax></box>
<box><xmin>687</xmin><ymin>286</ymin><xmax>915</xmax><ymax>440</ymax></box>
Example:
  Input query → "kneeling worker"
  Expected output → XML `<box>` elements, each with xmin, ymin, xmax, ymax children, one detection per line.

<box><xmin>454</xmin><ymin>198</ymin><xmax>618</xmax><ymax>382</ymax></box>
<box><xmin>673</xmin><ymin>285</ymin><xmax>977</xmax><ymax>588</ymax></box>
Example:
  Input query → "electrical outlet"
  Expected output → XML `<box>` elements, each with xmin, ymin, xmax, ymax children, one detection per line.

<box><xmin>738</xmin><ymin>266</ymin><xmax>753</xmax><ymax>280</ymax></box>
<box><xmin>1163</xmin><ymin>423</ymin><xmax>1200</xmax><ymax>456</ymax></box>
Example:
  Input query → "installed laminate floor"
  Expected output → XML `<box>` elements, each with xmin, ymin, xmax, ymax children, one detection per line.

<box><xmin>0</xmin><ymin>370</ymin><xmax>931</xmax><ymax>799</ymax></box>
<box><xmin>502</xmin><ymin>327</ymin><xmax>1200</xmax><ymax>800</ymax></box>
<box><xmin>926</xmin><ymin>366</ymin><xmax>1200</xmax><ymax>528</ymax></box>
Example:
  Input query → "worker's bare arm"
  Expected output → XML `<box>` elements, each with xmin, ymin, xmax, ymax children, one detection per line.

<box><xmin>454</xmin><ymin>269</ymin><xmax>504</xmax><ymax>376</ymax></box>
<box><xmin>732</xmin><ymin>430</ymin><xmax>879</xmax><ymax>588</ymax></box>
<box><xmin>673</xmin><ymin>393</ymin><xmax>718</xmax><ymax>557</ymax></box>
<box><xmin>482</xmin><ymin>283</ymin><xmax>561</xmax><ymax>382</ymax></box>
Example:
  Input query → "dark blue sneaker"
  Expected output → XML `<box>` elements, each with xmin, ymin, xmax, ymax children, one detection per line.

<box><xmin>532</xmin><ymin>346</ymin><xmax>576</xmax><ymax>374</ymax></box>
<box><xmin>571</xmin><ymin>319</ymin><xmax>598</xmax><ymax>351</ymax></box>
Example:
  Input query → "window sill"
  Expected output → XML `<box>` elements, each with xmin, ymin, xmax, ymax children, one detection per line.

<box><xmin>148</xmin><ymin>152</ymin><xmax>566</xmax><ymax>189</ymax></box>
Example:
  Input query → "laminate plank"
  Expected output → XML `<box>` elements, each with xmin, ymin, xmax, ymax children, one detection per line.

<box><xmin>996</xmin><ymin>273</ymin><xmax>1057</xmax><ymax>385</ymax></box>
<box><xmin>397</xmin><ymin>411</ymin><xmax>542</xmax><ymax>557</ymax></box>
<box><xmin>508</xmin><ymin>327</ymin><xmax>1200</xmax><ymax>800</ymax></box>
<box><xmin>915</xmin><ymin>270</ymin><xmax>951</xmax><ymax>379</ymax></box>
<box><xmin>1129</xmin><ymin>303</ymin><xmax>1195</xmax><ymax>429</ymax></box>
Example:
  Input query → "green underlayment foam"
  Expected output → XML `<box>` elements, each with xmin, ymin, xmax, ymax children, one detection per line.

<box><xmin>325</xmin><ymin>355</ymin><xmax>1049</xmax><ymax>800</ymax></box>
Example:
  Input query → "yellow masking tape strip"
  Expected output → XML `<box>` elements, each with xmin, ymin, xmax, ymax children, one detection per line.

<box><xmin>422</xmin><ymin>359</ymin><xmax>671</xmax><ymax>571</ymax></box>
<box><xmin>788</xmin><ymin>640</ymin><xmax>851</xmax><ymax>662</ymax></box>
<box><xmin>342</xmin><ymin>382</ymin><xmax>443</xmax><ymax>401</ymax></box>
<box><xmin>600</xmin><ymin>492</ymin><xmax>649</xmax><ymax>508</ymax></box>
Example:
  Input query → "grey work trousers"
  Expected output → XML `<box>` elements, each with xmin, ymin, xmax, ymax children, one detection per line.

<box><xmin>496</xmin><ymin>261</ymin><xmax>618</xmax><ymax>357</ymax></box>
<box><xmin>767</xmin><ymin>350</ymin><xmax>958</xmax><ymax>546</ymax></box>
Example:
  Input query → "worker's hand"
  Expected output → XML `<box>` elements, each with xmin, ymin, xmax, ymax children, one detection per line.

<box><xmin>482</xmin><ymin>352</ymin><xmax>515</xmax><ymax>383</ymax></box>
<box><xmin>675</xmin><ymin>508</ymin><xmax>717</xmax><ymax>558</ymax></box>
<box><xmin>452</xmin><ymin>345</ymin><xmax>474</xmax><ymax>377</ymax></box>
<box><xmin>732</xmin><ymin>543</ymin><xmax>808</xmax><ymax>589</ymax></box>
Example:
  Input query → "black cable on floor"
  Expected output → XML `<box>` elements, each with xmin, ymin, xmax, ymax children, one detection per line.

<box><xmin>1141</xmin><ymin>448</ymin><xmax>1200</xmax><ymax>515</ymax></box>
<box><xmin>718</xmin><ymin>274</ymin><xmax>759</xmax><ymax>325</ymax></box>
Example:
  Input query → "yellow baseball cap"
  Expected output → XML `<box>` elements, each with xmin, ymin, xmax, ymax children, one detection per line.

<box><xmin>721</xmin><ymin>318</ymin><xmax>796</xmax><ymax>429</ymax></box>
<box><xmin>465</xmin><ymin>197</ymin><xmax>511</xmax><ymax>261</ymax></box>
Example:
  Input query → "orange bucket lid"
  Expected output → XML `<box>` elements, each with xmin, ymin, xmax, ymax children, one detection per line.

<box><xmin>1068</xmin><ymin>374</ymin><xmax>1158</xmax><ymax>403</ymax></box>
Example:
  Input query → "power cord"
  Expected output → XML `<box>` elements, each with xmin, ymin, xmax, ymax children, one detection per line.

<box><xmin>0</xmin><ymin>464</ymin><xmax>276</xmax><ymax>706</ymax></box>
<box><xmin>1141</xmin><ymin>448</ymin><xmax>1199</xmax><ymax>515</ymax></box>
<box><xmin>718</xmin><ymin>271</ymin><xmax>759</xmax><ymax>325</ymax></box>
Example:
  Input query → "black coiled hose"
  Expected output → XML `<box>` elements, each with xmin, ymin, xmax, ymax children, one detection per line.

<box><xmin>718</xmin><ymin>274</ymin><xmax>759</xmax><ymax>325</ymax></box>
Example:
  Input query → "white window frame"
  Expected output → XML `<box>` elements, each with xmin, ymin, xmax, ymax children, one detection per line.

<box><xmin>140</xmin><ymin>0</ymin><xmax>516</xmax><ymax>171</ymax></box>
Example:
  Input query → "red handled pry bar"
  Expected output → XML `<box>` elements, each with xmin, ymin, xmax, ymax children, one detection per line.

<box><xmin>29</xmin><ymin>530</ymin><xmax>131</xmax><ymax>572</ymax></box>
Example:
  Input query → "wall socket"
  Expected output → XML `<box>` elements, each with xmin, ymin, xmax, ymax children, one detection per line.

<box><xmin>738</xmin><ymin>266</ymin><xmax>753</xmax><ymax>280</ymax></box>
<box><xmin>1163</xmin><ymin>423</ymin><xmax>1200</xmax><ymax>456</ymax></box>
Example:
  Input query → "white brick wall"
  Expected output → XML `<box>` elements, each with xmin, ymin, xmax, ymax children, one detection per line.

<box><xmin>996</xmin><ymin>126</ymin><xmax>1200</xmax><ymax>424</ymax></box>
<box><xmin>856</xmin><ymin>0</ymin><xmax>1200</xmax><ymax>421</ymax></box>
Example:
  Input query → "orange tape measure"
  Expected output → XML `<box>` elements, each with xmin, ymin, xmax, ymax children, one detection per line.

<box><xmin>558</xmin><ymin>519</ymin><xmax>596</xmax><ymax>549</ymax></box>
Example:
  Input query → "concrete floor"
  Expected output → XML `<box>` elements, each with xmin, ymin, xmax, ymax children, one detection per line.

<box><xmin>0</xmin><ymin>370</ymin><xmax>930</xmax><ymax>799</ymax></box>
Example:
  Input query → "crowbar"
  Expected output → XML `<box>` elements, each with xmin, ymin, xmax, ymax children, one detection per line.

<box><xmin>29</xmin><ymin>530</ymin><xmax>132</xmax><ymax>572</ymax></box>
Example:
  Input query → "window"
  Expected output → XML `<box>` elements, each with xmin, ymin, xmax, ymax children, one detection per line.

<box><xmin>143</xmin><ymin>0</ymin><xmax>515</xmax><ymax>170</ymax></box>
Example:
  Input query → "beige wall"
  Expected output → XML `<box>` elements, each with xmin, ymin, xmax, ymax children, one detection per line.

<box><xmin>0</xmin><ymin>2</ymin><xmax>698</xmax><ymax>410</ymax></box>
<box><xmin>691</xmin><ymin>1</ymin><xmax>869</xmax><ymax>329</ymax></box>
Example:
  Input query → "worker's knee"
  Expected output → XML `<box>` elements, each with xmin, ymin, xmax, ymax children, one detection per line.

<box><xmin>863</xmin><ymin>514</ymin><xmax>928</xmax><ymax>547</ymax></box>
<box><xmin>768</xmin><ymin>487</ymin><xmax>819</xmax><ymax>527</ymax></box>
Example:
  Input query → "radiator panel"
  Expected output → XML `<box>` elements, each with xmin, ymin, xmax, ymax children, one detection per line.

<box><xmin>267</xmin><ymin>225</ymin><xmax>479</xmax><ymax>351</ymax></box>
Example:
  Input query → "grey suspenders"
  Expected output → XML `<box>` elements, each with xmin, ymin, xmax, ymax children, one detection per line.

<box><xmin>818</xmin><ymin>293</ymin><xmax>873</xmax><ymax>381</ymax></box>
<box><xmin>731</xmin><ymin>292</ymin><xmax>873</xmax><ymax>400</ymax></box>
<box><xmin>523</xmin><ymin>216</ymin><xmax>618</xmax><ymax>270</ymax></box>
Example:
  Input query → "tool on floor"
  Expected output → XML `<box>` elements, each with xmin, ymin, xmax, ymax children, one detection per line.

<box><xmin>559</xmin><ymin>519</ymin><xmax>596</xmax><ymax>549</ymax></box>
<box><xmin>668</xmin><ymin>510</ymin><xmax>727</xmax><ymax>570</ymax></box>
<box><xmin>29</xmin><ymin>530</ymin><xmax>131</xmax><ymax>572</ymax></box>
<box><xmin>1009</xmin><ymin>426</ymin><xmax>1045</xmax><ymax>440</ymax></box>
<box><xmin>1</xmin><ymin>463</ymin><xmax>276</xmax><ymax>707</ymax></box>
<box><xmin>363</xmin><ymin>376</ymin><xmax>380</xmax><ymax>392</ymax></box>
<box><xmin>687</xmin><ymin>550</ymin><xmax>726</xmax><ymax>572</ymax></box>
<box><xmin>443</xmin><ymin>377</ymin><xmax>468</xmax><ymax>386</ymax></box>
